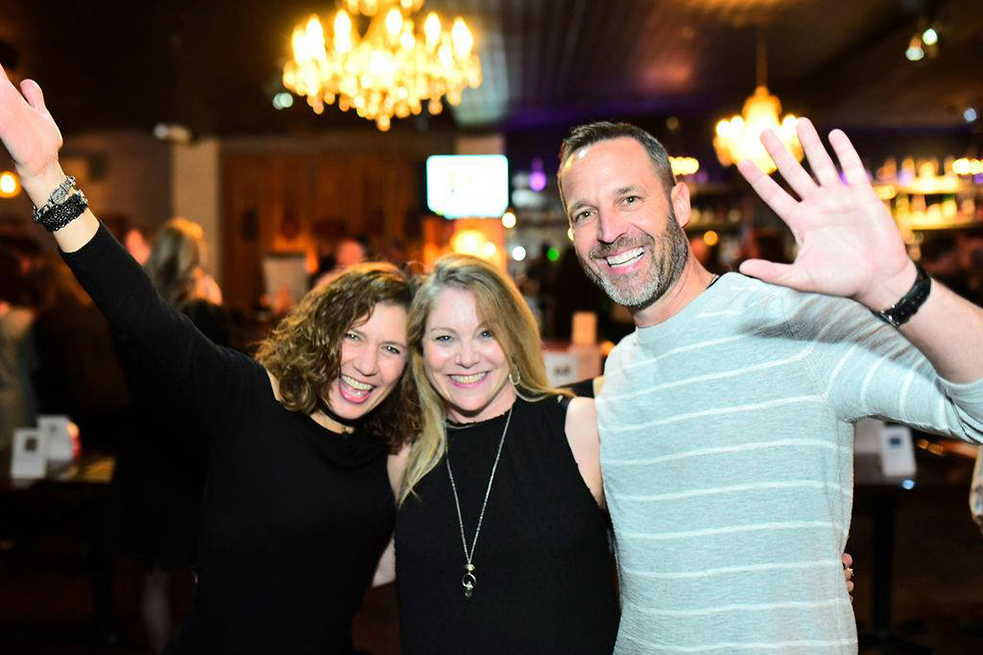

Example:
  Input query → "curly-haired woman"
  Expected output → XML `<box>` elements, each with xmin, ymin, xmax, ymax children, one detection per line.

<box><xmin>0</xmin><ymin>69</ymin><xmax>417</xmax><ymax>654</ymax></box>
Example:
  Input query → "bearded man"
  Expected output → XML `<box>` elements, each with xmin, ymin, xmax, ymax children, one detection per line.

<box><xmin>558</xmin><ymin>118</ymin><xmax>983</xmax><ymax>654</ymax></box>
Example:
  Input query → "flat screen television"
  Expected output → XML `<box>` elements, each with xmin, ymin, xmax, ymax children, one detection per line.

<box><xmin>426</xmin><ymin>154</ymin><xmax>509</xmax><ymax>219</ymax></box>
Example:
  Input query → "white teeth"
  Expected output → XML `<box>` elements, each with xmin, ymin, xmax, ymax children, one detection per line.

<box><xmin>606</xmin><ymin>247</ymin><xmax>644</xmax><ymax>267</ymax></box>
<box><xmin>341</xmin><ymin>375</ymin><xmax>373</xmax><ymax>391</ymax></box>
<box><xmin>450</xmin><ymin>372</ymin><xmax>487</xmax><ymax>384</ymax></box>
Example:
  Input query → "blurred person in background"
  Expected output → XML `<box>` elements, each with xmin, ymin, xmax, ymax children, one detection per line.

<box><xmin>314</xmin><ymin>235</ymin><xmax>369</xmax><ymax>289</ymax></box>
<box><xmin>957</xmin><ymin>227</ymin><xmax>983</xmax><ymax>304</ymax></box>
<box><xmin>973</xmin><ymin>450</ymin><xmax>983</xmax><ymax>536</ymax></box>
<box><xmin>0</xmin><ymin>241</ymin><xmax>38</xmax><ymax>451</ymax></box>
<box><xmin>109</xmin><ymin>217</ymin><xmax>230</xmax><ymax>653</ymax></box>
<box><xmin>124</xmin><ymin>225</ymin><xmax>152</xmax><ymax>267</ymax></box>
<box><xmin>920</xmin><ymin>233</ymin><xmax>974</xmax><ymax>302</ymax></box>
<box><xmin>518</xmin><ymin>243</ymin><xmax>556</xmax><ymax>335</ymax></box>
<box><xmin>30</xmin><ymin>254</ymin><xmax>130</xmax><ymax>451</ymax></box>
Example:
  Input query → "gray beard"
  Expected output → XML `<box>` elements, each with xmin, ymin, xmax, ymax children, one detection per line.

<box><xmin>578</xmin><ymin>210</ymin><xmax>689</xmax><ymax>310</ymax></box>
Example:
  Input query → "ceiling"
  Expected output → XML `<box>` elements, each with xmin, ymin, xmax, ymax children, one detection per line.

<box><xmin>0</xmin><ymin>0</ymin><xmax>980</xmax><ymax>138</ymax></box>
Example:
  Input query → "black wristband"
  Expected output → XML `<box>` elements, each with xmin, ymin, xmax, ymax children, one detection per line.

<box><xmin>871</xmin><ymin>263</ymin><xmax>931</xmax><ymax>329</ymax></box>
<box><xmin>33</xmin><ymin>190</ymin><xmax>89</xmax><ymax>232</ymax></box>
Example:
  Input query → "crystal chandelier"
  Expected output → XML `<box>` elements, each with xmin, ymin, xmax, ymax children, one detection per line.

<box><xmin>713</xmin><ymin>35</ymin><xmax>801</xmax><ymax>174</ymax></box>
<box><xmin>282</xmin><ymin>0</ymin><xmax>482</xmax><ymax>131</ymax></box>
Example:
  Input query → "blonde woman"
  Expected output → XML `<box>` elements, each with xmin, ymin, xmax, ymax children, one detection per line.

<box><xmin>389</xmin><ymin>254</ymin><xmax>620</xmax><ymax>654</ymax></box>
<box><xmin>144</xmin><ymin>218</ymin><xmax>223</xmax><ymax>308</ymax></box>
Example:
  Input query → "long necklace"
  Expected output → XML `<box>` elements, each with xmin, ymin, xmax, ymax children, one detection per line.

<box><xmin>444</xmin><ymin>405</ymin><xmax>513</xmax><ymax>600</ymax></box>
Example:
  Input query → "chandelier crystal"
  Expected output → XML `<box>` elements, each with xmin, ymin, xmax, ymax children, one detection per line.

<box><xmin>282</xmin><ymin>0</ymin><xmax>482</xmax><ymax>131</ymax></box>
<box><xmin>713</xmin><ymin>35</ymin><xmax>802</xmax><ymax>174</ymax></box>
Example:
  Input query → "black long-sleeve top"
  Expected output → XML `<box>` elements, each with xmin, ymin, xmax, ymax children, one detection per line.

<box><xmin>63</xmin><ymin>224</ymin><xmax>394</xmax><ymax>654</ymax></box>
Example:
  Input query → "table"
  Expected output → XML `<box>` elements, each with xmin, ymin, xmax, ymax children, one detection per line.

<box><xmin>854</xmin><ymin>444</ymin><xmax>975</xmax><ymax>653</ymax></box>
<box><xmin>1</xmin><ymin>453</ymin><xmax>116</xmax><ymax>637</ymax></box>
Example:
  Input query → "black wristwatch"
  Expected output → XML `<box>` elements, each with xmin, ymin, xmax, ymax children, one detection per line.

<box><xmin>871</xmin><ymin>263</ymin><xmax>931</xmax><ymax>329</ymax></box>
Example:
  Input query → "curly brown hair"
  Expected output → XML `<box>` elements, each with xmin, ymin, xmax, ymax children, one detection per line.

<box><xmin>256</xmin><ymin>262</ymin><xmax>419</xmax><ymax>450</ymax></box>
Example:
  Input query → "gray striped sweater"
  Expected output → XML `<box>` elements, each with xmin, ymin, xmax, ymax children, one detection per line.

<box><xmin>597</xmin><ymin>273</ymin><xmax>983</xmax><ymax>654</ymax></box>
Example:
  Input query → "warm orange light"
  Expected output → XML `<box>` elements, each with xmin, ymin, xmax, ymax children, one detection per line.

<box><xmin>875</xmin><ymin>185</ymin><xmax>897</xmax><ymax>200</ymax></box>
<box><xmin>0</xmin><ymin>171</ymin><xmax>20</xmax><ymax>198</ymax></box>
<box><xmin>714</xmin><ymin>88</ymin><xmax>802</xmax><ymax>174</ymax></box>
<box><xmin>702</xmin><ymin>230</ymin><xmax>719</xmax><ymax>247</ymax></box>
<box><xmin>450</xmin><ymin>229</ymin><xmax>486</xmax><ymax>256</ymax></box>
<box><xmin>953</xmin><ymin>158</ymin><xmax>983</xmax><ymax>176</ymax></box>
<box><xmin>670</xmin><ymin>156</ymin><xmax>700</xmax><ymax>177</ymax></box>
<box><xmin>283</xmin><ymin>0</ymin><xmax>481</xmax><ymax>130</ymax></box>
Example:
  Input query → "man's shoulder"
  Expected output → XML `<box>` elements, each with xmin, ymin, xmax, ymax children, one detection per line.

<box><xmin>725</xmin><ymin>274</ymin><xmax>858</xmax><ymax>320</ymax></box>
<box><xmin>604</xmin><ymin>332</ymin><xmax>635</xmax><ymax>370</ymax></box>
<box><xmin>741</xmin><ymin>276</ymin><xmax>882</xmax><ymax>342</ymax></box>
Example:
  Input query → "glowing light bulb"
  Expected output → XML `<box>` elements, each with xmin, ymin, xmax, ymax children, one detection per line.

<box><xmin>334</xmin><ymin>11</ymin><xmax>353</xmax><ymax>55</ymax></box>
<box><xmin>424</xmin><ymin>13</ymin><xmax>441</xmax><ymax>50</ymax></box>
<box><xmin>451</xmin><ymin>18</ymin><xmax>473</xmax><ymax>59</ymax></box>
<box><xmin>0</xmin><ymin>171</ymin><xmax>20</xmax><ymax>198</ymax></box>
<box><xmin>385</xmin><ymin>8</ymin><xmax>403</xmax><ymax>38</ymax></box>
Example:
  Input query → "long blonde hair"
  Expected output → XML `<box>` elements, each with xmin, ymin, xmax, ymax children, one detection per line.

<box><xmin>145</xmin><ymin>218</ymin><xmax>207</xmax><ymax>310</ymax></box>
<box><xmin>398</xmin><ymin>254</ymin><xmax>567</xmax><ymax>504</ymax></box>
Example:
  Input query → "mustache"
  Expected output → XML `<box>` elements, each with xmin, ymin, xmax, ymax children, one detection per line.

<box><xmin>590</xmin><ymin>234</ymin><xmax>653</xmax><ymax>260</ymax></box>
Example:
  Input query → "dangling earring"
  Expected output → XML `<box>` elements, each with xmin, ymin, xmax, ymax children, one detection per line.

<box><xmin>508</xmin><ymin>366</ymin><xmax>521</xmax><ymax>387</ymax></box>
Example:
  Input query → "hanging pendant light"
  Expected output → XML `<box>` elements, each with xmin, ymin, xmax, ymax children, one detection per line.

<box><xmin>713</xmin><ymin>32</ymin><xmax>802</xmax><ymax>174</ymax></box>
<box><xmin>282</xmin><ymin>0</ymin><xmax>482</xmax><ymax>131</ymax></box>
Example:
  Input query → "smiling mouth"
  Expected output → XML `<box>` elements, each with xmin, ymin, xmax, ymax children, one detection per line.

<box><xmin>340</xmin><ymin>374</ymin><xmax>375</xmax><ymax>402</ymax></box>
<box><xmin>449</xmin><ymin>372</ymin><xmax>488</xmax><ymax>386</ymax></box>
<box><xmin>604</xmin><ymin>247</ymin><xmax>644</xmax><ymax>268</ymax></box>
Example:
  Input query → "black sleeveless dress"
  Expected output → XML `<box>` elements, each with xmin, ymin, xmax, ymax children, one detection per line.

<box><xmin>395</xmin><ymin>396</ymin><xmax>620</xmax><ymax>654</ymax></box>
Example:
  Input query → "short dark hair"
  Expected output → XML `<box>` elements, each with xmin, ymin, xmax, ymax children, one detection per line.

<box><xmin>557</xmin><ymin>121</ymin><xmax>676</xmax><ymax>209</ymax></box>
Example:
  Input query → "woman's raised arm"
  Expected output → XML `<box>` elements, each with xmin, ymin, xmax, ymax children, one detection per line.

<box><xmin>0</xmin><ymin>66</ymin><xmax>255</xmax><ymax>433</ymax></box>
<box><xmin>0</xmin><ymin>66</ymin><xmax>97</xmax><ymax>252</ymax></box>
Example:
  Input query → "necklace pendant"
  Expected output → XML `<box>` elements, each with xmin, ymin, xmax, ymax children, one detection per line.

<box><xmin>462</xmin><ymin>565</ymin><xmax>476</xmax><ymax>599</ymax></box>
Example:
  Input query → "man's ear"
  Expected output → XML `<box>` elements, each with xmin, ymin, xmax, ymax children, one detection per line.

<box><xmin>670</xmin><ymin>182</ymin><xmax>692</xmax><ymax>228</ymax></box>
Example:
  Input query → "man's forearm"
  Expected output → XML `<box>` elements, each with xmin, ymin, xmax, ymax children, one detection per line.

<box><xmin>888</xmin><ymin>274</ymin><xmax>983</xmax><ymax>384</ymax></box>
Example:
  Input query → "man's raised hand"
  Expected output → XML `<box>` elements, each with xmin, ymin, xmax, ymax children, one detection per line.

<box><xmin>736</xmin><ymin>117</ymin><xmax>915</xmax><ymax>310</ymax></box>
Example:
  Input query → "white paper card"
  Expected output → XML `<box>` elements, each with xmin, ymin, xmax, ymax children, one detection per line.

<box><xmin>38</xmin><ymin>415</ymin><xmax>73</xmax><ymax>465</ymax></box>
<box><xmin>878</xmin><ymin>424</ymin><xmax>917</xmax><ymax>478</ymax></box>
<box><xmin>542</xmin><ymin>345</ymin><xmax>602</xmax><ymax>387</ymax></box>
<box><xmin>11</xmin><ymin>428</ymin><xmax>47</xmax><ymax>479</ymax></box>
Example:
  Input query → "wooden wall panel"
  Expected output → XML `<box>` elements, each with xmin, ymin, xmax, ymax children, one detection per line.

<box><xmin>223</xmin><ymin>152</ymin><xmax>419</xmax><ymax>311</ymax></box>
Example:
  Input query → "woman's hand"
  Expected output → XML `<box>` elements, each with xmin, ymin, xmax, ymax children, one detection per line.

<box><xmin>0</xmin><ymin>65</ymin><xmax>96</xmax><ymax>250</ymax></box>
<box><xmin>842</xmin><ymin>552</ymin><xmax>855</xmax><ymax>600</ymax></box>
<box><xmin>0</xmin><ymin>65</ymin><xmax>66</xmax><ymax>204</ymax></box>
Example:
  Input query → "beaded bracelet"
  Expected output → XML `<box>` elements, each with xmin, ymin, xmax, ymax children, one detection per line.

<box><xmin>33</xmin><ymin>190</ymin><xmax>89</xmax><ymax>232</ymax></box>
